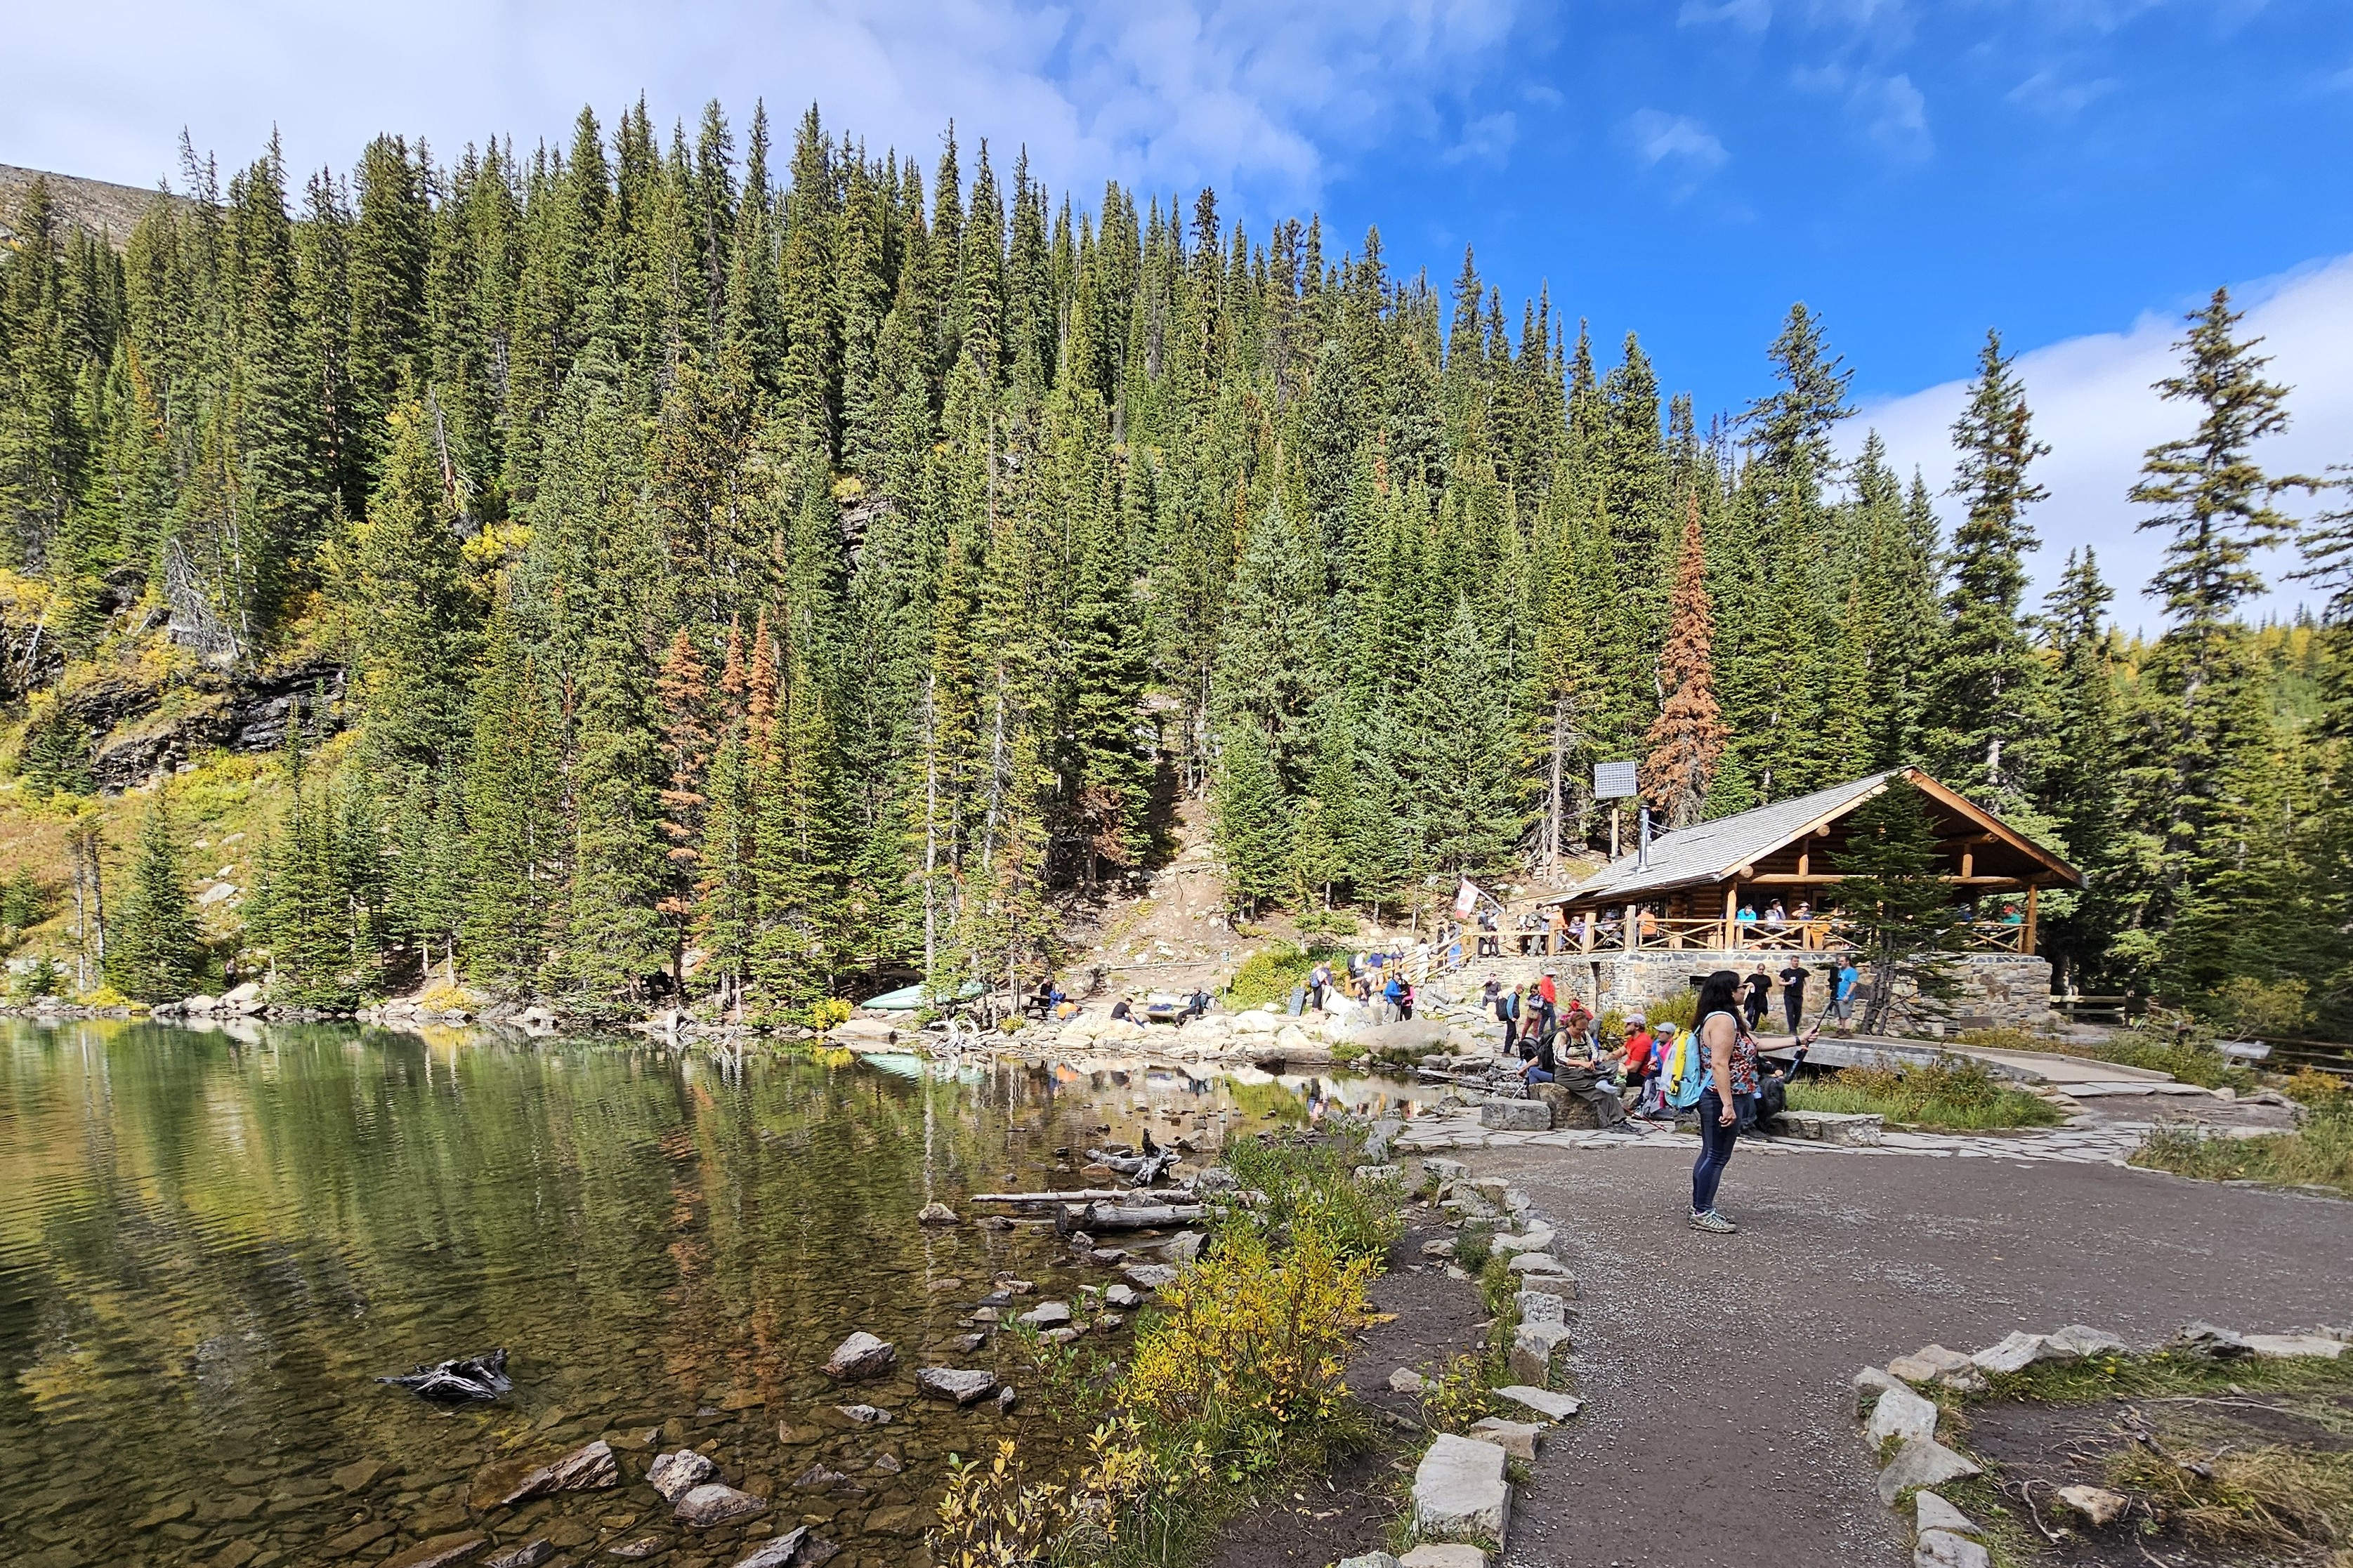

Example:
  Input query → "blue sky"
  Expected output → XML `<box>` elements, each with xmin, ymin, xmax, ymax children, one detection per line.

<box><xmin>8</xmin><ymin>0</ymin><xmax>2352</xmax><ymax>622</ymax></box>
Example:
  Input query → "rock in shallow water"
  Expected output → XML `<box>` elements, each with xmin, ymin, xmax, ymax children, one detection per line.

<box><xmin>823</xmin><ymin>1333</ymin><xmax>897</xmax><ymax>1381</ymax></box>
<box><xmin>729</xmin><ymin>1526</ymin><xmax>810</xmax><ymax>1568</ymax></box>
<box><xmin>917</xmin><ymin>1367</ymin><xmax>999</xmax><ymax>1405</ymax></box>
<box><xmin>646</xmin><ymin>1449</ymin><xmax>717</xmax><ymax>1502</ymax></box>
<box><xmin>836</xmin><ymin>1404</ymin><xmax>892</xmax><ymax>1425</ymax></box>
<box><xmin>674</xmin><ymin>1481</ymin><xmax>768</xmax><ymax>1527</ymax></box>
<box><xmin>483</xmin><ymin>1542</ymin><xmax>553</xmax><ymax>1568</ymax></box>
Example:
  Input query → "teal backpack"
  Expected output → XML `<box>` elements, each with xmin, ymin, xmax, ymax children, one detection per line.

<box><xmin>1665</xmin><ymin>1022</ymin><xmax>1714</xmax><ymax>1109</ymax></box>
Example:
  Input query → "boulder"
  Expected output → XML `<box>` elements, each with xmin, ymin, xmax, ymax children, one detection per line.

<box><xmin>837</xmin><ymin>1404</ymin><xmax>892</xmax><ymax>1425</ymax></box>
<box><xmin>1866</xmin><ymin>1385</ymin><xmax>1941</xmax><ymax>1447</ymax></box>
<box><xmin>2043</xmin><ymin>1324</ymin><xmax>2128</xmax><ymax>1359</ymax></box>
<box><xmin>1422</xmin><ymin>1157</ymin><xmax>1470</xmax><ymax>1183</ymax></box>
<box><xmin>1479</xmin><ymin>1098</ymin><xmax>1551</xmax><ymax>1131</ymax></box>
<box><xmin>1888</xmin><ymin>1345</ymin><xmax>1976</xmax><ymax>1385</ymax></box>
<box><xmin>224</xmin><ymin>980</ymin><xmax>263</xmax><ymax>1005</ymax></box>
<box><xmin>1913</xmin><ymin>1529</ymin><xmax>1991</xmax><ymax>1568</ymax></box>
<box><xmin>1016</xmin><ymin>1301</ymin><xmax>1072</xmax><ymax>1329</ymax></box>
<box><xmin>1411</xmin><ymin>1434</ymin><xmax>1511</xmax><ymax>1546</ymax></box>
<box><xmin>916</xmin><ymin>1202</ymin><xmax>959</xmax><ymax>1225</ymax></box>
<box><xmin>1506</xmin><ymin>1253</ymin><xmax>1575</xmax><ymax>1285</ymax></box>
<box><xmin>729</xmin><ymin>1527</ymin><xmax>811</xmax><ymax>1568</ymax></box>
<box><xmin>2172</xmin><ymin>1322</ymin><xmax>2251</xmax><ymax>1359</ymax></box>
<box><xmin>1230</xmin><ymin>1009</ymin><xmax>1281</xmax><ymax>1036</ymax></box>
<box><xmin>1493</xmin><ymin>1385</ymin><xmax>1582</xmax><ymax>1421</ymax></box>
<box><xmin>674</xmin><ymin>1482</ymin><xmax>768</xmax><ymax>1527</ymax></box>
<box><xmin>1875</xmin><ymin>1438</ymin><xmax>1981</xmax><ymax>1507</ymax></box>
<box><xmin>1509</xmin><ymin>1321</ymin><xmax>1573</xmax><ymax>1388</ymax></box>
<box><xmin>823</xmin><ymin>1332</ymin><xmax>898</xmax><ymax>1381</ymax></box>
<box><xmin>1853</xmin><ymin>1366</ymin><xmax>1905</xmax><ymax>1416</ymax></box>
<box><xmin>1465</xmin><ymin>1416</ymin><xmax>1543</xmax><ymax>1461</ymax></box>
<box><xmin>2242</xmin><ymin>1332</ymin><xmax>2345</xmax><ymax>1359</ymax></box>
<box><xmin>1489</xmin><ymin>1228</ymin><xmax>1556</xmax><ymax>1258</ymax></box>
<box><xmin>1389</xmin><ymin>1367</ymin><xmax>1429</xmax><ymax>1393</ymax></box>
<box><xmin>1337</xmin><ymin>1555</ymin><xmax>1401</xmax><ymax>1568</ymax></box>
<box><xmin>647</xmin><ymin>1449</ymin><xmax>718</xmax><ymax>1502</ymax></box>
<box><xmin>1516</xmin><ymin>1290</ymin><xmax>1570</xmax><ymax>1326</ymax></box>
<box><xmin>1364</xmin><ymin>1119</ymin><xmax>1404</xmax><ymax>1162</ymax></box>
<box><xmin>1771</xmin><ymin>1108</ymin><xmax>1885</xmax><ymax>1145</ymax></box>
<box><xmin>918</xmin><ymin>1366</ymin><xmax>1000</xmax><ymax>1405</ymax></box>
<box><xmin>1914</xmin><ymin>1492</ymin><xmax>1979</xmax><ymax>1539</ymax></box>
<box><xmin>1970</xmin><ymin>1331</ymin><xmax>2053</xmax><ymax>1376</ymax></box>
<box><xmin>1123</xmin><ymin>1264</ymin><xmax>1178</xmax><ymax>1291</ymax></box>
<box><xmin>2052</xmin><ymin>1484</ymin><xmax>2128</xmax><ymax>1527</ymax></box>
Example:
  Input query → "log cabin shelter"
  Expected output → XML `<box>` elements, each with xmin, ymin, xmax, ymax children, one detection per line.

<box><xmin>1535</xmin><ymin>767</ymin><xmax>2084</xmax><ymax>956</ymax></box>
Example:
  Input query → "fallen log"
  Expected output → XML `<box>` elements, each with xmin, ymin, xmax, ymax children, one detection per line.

<box><xmin>973</xmin><ymin>1187</ymin><xmax>1198</xmax><ymax>1205</ymax></box>
<box><xmin>1079</xmin><ymin>1202</ymin><xmax>1206</xmax><ymax>1229</ymax></box>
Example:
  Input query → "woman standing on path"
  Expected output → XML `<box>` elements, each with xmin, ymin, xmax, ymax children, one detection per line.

<box><xmin>1691</xmin><ymin>968</ymin><xmax>1818</xmax><ymax>1234</ymax></box>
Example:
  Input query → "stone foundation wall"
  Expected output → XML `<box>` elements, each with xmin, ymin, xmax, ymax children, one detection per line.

<box><xmin>1434</xmin><ymin>949</ymin><xmax>2055</xmax><ymax>1032</ymax></box>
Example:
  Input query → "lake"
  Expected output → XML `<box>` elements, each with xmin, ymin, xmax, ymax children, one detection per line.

<box><xmin>0</xmin><ymin>1019</ymin><xmax>1429</xmax><ymax>1568</ymax></box>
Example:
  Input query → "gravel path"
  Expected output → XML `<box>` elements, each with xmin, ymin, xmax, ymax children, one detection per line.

<box><xmin>1467</xmin><ymin>1142</ymin><xmax>2353</xmax><ymax>1568</ymax></box>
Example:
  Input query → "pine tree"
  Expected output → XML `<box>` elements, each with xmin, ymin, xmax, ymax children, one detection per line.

<box><xmin>1212</xmin><ymin>718</ymin><xmax>1290</xmax><ymax>916</ymax></box>
<box><xmin>107</xmin><ymin>789</ymin><xmax>205</xmax><ymax>1000</ymax></box>
<box><xmin>1921</xmin><ymin>330</ymin><xmax>2051</xmax><ymax>809</ymax></box>
<box><xmin>1834</xmin><ymin>779</ymin><xmax>1961</xmax><ymax>1033</ymax></box>
<box><xmin>2128</xmin><ymin>288</ymin><xmax>2314</xmax><ymax>976</ymax></box>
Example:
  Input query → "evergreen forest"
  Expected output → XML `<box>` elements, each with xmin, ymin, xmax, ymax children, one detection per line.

<box><xmin>1</xmin><ymin>100</ymin><xmax>2347</xmax><ymax>1031</ymax></box>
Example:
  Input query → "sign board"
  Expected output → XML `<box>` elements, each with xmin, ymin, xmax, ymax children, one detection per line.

<box><xmin>1592</xmin><ymin>760</ymin><xmax>1639</xmax><ymax>800</ymax></box>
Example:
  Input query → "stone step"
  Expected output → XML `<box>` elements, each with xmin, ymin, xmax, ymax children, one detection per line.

<box><xmin>1411</xmin><ymin>1434</ymin><xmax>1511</xmax><ymax>1546</ymax></box>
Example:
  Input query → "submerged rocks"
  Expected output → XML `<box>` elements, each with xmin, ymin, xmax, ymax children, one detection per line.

<box><xmin>917</xmin><ymin>1367</ymin><xmax>999</xmax><ymax>1405</ymax></box>
<box><xmin>1016</xmin><ymin>1300</ymin><xmax>1072</xmax><ymax>1329</ymax></box>
<box><xmin>646</xmin><ymin>1449</ymin><xmax>718</xmax><ymax>1502</ymax></box>
<box><xmin>837</xmin><ymin>1404</ymin><xmax>893</xmax><ymax>1425</ymax></box>
<box><xmin>483</xmin><ymin>1544</ymin><xmax>554</xmax><ymax>1568</ymax></box>
<box><xmin>916</xmin><ymin>1201</ymin><xmax>959</xmax><ymax>1225</ymax></box>
<box><xmin>480</xmin><ymin>1439</ymin><xmax>620</xmax><ymax>1508</ymax></box>
<box><xmin>674</xmin><ymin>1482</ymin><xmax>768</xmax><ymax>1527</ymax></box>
<box><xmin>730</xmin><ymin>1527</ymin><xmax>811</xmax><ymax>1568</ymax></box>
<box><xmin>823</xmin><ymin>1332</ymin><xmax>897</xmax><ymax>1381</ymax></box>
<box><xmin>383</xmin><ymin>1534</ymin><xmax>489</xmax><ymax>1568</ymax></box>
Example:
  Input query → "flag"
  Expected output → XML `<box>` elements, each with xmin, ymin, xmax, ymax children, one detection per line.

<box><xmin>1454</xmin><ymin>878</ymin><xmax>1481</xmax><ymax>918</ymax></box>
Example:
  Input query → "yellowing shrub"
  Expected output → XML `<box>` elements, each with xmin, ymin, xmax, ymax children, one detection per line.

<box><xmin>1123</xmin><ymin>1225</ymin><xmax>1372</xmax><ymax>1465</ymax></box>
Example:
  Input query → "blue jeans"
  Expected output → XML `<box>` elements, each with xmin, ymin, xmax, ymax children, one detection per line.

<box><xmin>1526</xmin><ymin>1068</ymin><xmax>1554</xmax><ymax>1084</ymax></box>
<box><xmin>1692</xmin><ymin>1090</ymin><xmax>1743</xmax><ymax>1214</ymax></box>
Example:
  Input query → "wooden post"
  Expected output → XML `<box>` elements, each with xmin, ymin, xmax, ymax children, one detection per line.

<box><xmin>1722</xmin><ymin>883</ymin><xmax>1738</xmax><ymax>951</ymax></box>
<box><xmin>2022</xmin><ymin>883</ymin><xmax>2039</xmax><ymax>956</ymax></box>
<box><xmin>1623</xmin><ymin>903</ymin><xmax>1637</xmax><ymax>952</ymax></box>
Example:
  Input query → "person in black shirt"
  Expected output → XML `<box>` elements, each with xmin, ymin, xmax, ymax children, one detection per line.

<box><xmin>1777</xmin><ymin>959</ymin><xmax>1807</xmax><ymax>1032</ymax></box>
<box><xmin>1518</xmin><ymin>1029</ymin><xmax>1557</xmax><ymax>1086</ymax></box>
<box><xmin>1743</xmin><ymin>965</ymin><xmax>1772</xmax><ymax>1027</ymax></box>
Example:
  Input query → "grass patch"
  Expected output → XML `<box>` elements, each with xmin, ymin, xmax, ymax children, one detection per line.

<box><xmin>2042</xmin><ymin>1019</ymin><xmax>2253</xmax><ymax>1091</ymax></box>
<box><xmin>1417</xmin><ymin>1352</ymin><xmax>1501</xmax><ymax>1433</ymax></box>
<box><xmin>2131</xmin><ymin>1106</ymin><xmax>2353</xmax><ymax>1196</ymax></box>
<box><xmin>1788</xmin><ymin>1054</ymin><xmax>2063</xmax><ymax>1131</ymax></box>
<box><xmin>1932</xmin><ymin>1348</ymin><xmax>2353</xmax><ymax>1568</ymax></box>
<box><xmin>1221</xmin><ymin>1131</ymin><xmax>1408</xmax><ymax>1261</ymax></box>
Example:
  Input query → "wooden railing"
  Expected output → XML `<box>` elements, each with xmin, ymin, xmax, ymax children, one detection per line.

<box><xmin>1535</xmin><ymin>916</ymin><xmax>2029</xmax><ymax>956</ymax></box>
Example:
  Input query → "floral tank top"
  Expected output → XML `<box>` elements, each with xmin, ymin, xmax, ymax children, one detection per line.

<box><xmin>1702</xmin><ymin>1010</ymin><xmax>1763</xmax><ymax>1098</ymax></box>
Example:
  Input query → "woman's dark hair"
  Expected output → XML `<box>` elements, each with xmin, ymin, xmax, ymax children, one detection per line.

<box><xmin>1696</xmin><ymin>969</ymin><xmax>1743</xmax><ymax>1020</ymax></box>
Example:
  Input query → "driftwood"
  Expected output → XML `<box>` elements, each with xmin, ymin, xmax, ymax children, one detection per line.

<box><xmin>1076</xmin><ymin>1202</ymin><xmax>1205</xmax><ymax>1229</ymax></box>
<box><xmin>974</xmin><ymin>1187</ymin><xmax>1196</xmax><ymax>1205</ymax></box>
<box><xmin>378</xmin><ymin>1348</ymin><xmax>511</xmax><ymax>1402</ymax></box>
<box><xmin>1086</xmin><ymin>1145</ymin><xmax>1180</xmax><ymax>1186</ymax></box>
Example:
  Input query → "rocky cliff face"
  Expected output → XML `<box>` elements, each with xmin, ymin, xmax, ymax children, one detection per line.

<box><xmin>21</xmin><ymin>657</ymin><xmax>346</xmax><ymax>793</ymax></box>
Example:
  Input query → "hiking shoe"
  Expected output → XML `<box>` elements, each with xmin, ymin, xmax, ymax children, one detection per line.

<box><xmin>1690</xmin><ymin>1209</ymin><xmax>1738</xmax><ymax>1234</ymax></box>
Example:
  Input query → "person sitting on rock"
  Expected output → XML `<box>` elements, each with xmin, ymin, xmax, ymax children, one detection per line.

<box><xmin>1110</xmin><ymin>996</ymin><xmax>1138</xmax><ymax>1023</ymax></box>
<box><xmin>1518</xmin><ymin>1027</ymin><xmax>1558</xmax><ymax>1088</ymax></box>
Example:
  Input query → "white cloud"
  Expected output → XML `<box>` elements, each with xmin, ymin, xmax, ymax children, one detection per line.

<box><xmin>2008</xmin><ymin>69</ymin><xmax>2119</xmax><ymax>117</ymax></box>
<box><xmin>1849</xmin><ymin>255</ymin><xmax>2353</xmax><ymax>631</ymax></box>
<box><xmin>1621</xmin><ymin>109</ymin><xmax>1730</xmax><ymax>176</ymax></box>
<box><xmin>1854</xmin><ymin>70</ymin><xmax>1930</xmax><ymax>154</ymax></box>
<box><xmin>0</xmin><ymin>0</ymin><xmax>1524</xmax><ymax>216</ymax></box>
<box><xmin>1677</xmin><ymin>0</ymin><xmax>1773</xmax><ymax>32</ymax></box>
<box><xmin>1444</xmin><ymin>110</ymin><xmax>1519</xmax><ymax>165</ymax></box>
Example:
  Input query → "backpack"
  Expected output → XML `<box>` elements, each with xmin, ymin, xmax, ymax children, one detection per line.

<box><xmin>1665</xmin><ymin>1024</ymin><xmax>1714</xmax><ymax>1110</ymax></box>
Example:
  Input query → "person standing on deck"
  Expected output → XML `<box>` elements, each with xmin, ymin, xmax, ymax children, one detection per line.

<box><xmin>1777</xmin><ymin>958</ymin><xmax>1808</xmax><ymax>1032</ymax></box>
